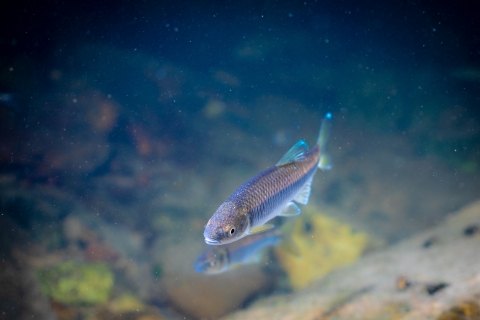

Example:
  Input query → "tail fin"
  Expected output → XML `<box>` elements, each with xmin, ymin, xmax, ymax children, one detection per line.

<box><xmin>317</xmin><ymin>112</ymin><xmax>333</xmax><ymax>170</ymax></box>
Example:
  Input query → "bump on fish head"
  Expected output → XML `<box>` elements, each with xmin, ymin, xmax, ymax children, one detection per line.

<box><xmin>203</xmin><ymin>201</ymin><xmax>249</xmax><ymax>245</ymax></box>
<box><xmin>194</xmin><ymin>247</ymin><xmax>229</xmax><ymax>274</ymax></box>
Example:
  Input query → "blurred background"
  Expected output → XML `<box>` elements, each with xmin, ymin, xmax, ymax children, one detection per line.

<box><xmin>0</xmin><ymin>0</ymin><xmax>479</xmax><ymax>319</ymax></box>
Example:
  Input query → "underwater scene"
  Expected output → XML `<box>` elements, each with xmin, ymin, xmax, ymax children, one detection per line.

<box><xmin>1</xmin><ymin>0</ymin><xmax>479</xmax><ymax>319</ymax></box>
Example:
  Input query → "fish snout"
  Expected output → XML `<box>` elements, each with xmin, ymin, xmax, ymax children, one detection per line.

<box><xmin>204</xmin><ymin>237</ymin><xmax>221</xmax><ymax>245</ymax></box>
<box><xmin>203</xmin><ymin>226</ymin><xmax>223</xmax><ymax>245</ymax></box>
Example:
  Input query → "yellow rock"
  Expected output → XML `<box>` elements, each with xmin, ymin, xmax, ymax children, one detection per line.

<box><xmin>275</xmin><ymin>206</ymin><xmax>369</xmax><ymax>289</ymax></box>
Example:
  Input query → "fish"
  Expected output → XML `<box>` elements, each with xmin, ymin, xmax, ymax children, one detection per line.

<box><xmin>204</xmin><ymin>112</ymin><xmax>332</xmax><ymax>245</ymax></box>
<box><xmin>194</xmin><ymin>229</ymin><xmax>284</xmax><ymax>275</ymax></box>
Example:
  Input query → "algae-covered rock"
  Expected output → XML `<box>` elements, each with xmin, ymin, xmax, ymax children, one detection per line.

<box><xmin>37</xmin><ymin>262</ymin><xmax>114</xmax><ymax>305</ymax></box>
<box><xmin>275</xmin><ymin>206</ymin><xmax>369</xmax><ymax>289</ymax></box>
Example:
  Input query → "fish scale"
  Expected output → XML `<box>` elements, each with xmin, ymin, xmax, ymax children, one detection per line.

<box><xmin>241</xmin><ymin>151</ymin><xmax>319</xmax><ymax>228</ymax></box>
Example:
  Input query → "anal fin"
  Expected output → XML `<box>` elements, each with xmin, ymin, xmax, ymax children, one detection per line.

<box><xmin>294</xmin><ymin>178</ymin><xmax>312</xmax><ymax>205</ymax></box>
<box><xmin>279</xmin><ymin>202</ymin><xmax>301</xmax><ymax>217</ymax></box>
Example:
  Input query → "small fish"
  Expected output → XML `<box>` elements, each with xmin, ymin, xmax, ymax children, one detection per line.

<box><xmin>194</xmin><ymin>229</ymin><xmax>283</xmax><ymax>274</ymax></box>
<box><xmin>204</xmin><ymin>113</ymin><xmax>332</xmax><ymax>245</ymax></box>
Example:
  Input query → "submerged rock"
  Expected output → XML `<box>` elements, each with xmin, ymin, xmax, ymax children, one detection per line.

<box><xmin>220</xmin><ymin>201</ymin><xmax>480</xmax><ymax>320</ymax></box>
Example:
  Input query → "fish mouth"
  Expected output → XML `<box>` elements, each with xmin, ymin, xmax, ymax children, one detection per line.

<box><xmin>204</xmin><ymin>237</ymin><xmax>221</xmax><ymax>245</ymax></box>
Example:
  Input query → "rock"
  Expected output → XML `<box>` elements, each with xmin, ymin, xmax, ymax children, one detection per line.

<box><xmin>37</xmin><ymin>262</ymin><xmax>114</xmax><ymax>305</ymax></box>
<box><xmin>220</xmin><ymin>201</ymin><xmax>480</xmax><ymax>320</ymax></box>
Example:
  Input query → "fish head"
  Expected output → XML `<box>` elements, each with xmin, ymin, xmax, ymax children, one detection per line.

<box><xmin>204</xmin><ymin>201</ymin><xmax>249</xmax><ymax>245</ymax></box>
<box><xmin>194</xmin><ymin>247</ymin><xmax>229</xmax><ymax>274</ymax></box>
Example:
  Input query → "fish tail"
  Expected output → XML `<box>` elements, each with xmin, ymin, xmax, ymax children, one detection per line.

<box><xmin>317</xmin><ymin>112</ymin><xmax>333</xmax><ymax>170</ymax></box>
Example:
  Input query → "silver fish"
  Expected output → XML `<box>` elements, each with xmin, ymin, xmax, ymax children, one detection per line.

<box><xmin>204</xmin><ymin>113</ymin><xmax>332</xmax><ymax>245</ymax></box>
<box><xmin>194</xmin><ymin>229</ymin><xmax>283</xmax><ymax>274</ymax></box>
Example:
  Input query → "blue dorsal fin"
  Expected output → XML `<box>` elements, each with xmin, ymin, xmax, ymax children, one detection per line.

<box><xmin>276</xmin><ymin>140</ymin><xmax>309</xmax><ymax>166</ymax></box>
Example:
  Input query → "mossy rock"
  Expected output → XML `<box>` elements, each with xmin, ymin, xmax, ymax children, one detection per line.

<box><xmin>37</xmin><ymin>262</ymin><xmax>114</xmax><ymax>305</ymax></box>
<box><xmin>275</xmin><ymin>206</ymin><xmax>369</xmax><ymax>289</ymax></box>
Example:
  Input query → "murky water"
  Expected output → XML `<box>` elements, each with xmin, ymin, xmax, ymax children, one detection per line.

<box><xmin>1</xmin><ymin>1</ymin><xmax>479</xmax><ymax>319</ymax></box>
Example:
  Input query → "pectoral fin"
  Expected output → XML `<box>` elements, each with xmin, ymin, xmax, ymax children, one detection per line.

<box><xmin>249</xmin><ymin>224</ymin><xmax>275</xmax><ymax>235</ymax></box>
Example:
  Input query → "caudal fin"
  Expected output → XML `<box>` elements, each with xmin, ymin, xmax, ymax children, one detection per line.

<box><xmin>317</xmin><ymin>112</ymin><xmax>333</xmax><ymax>170</ymax></box>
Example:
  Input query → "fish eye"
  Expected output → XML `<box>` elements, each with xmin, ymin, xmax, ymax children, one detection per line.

<box><xmin>230</xmin><ymin>228</ymin><xmax>235</xmax><ymax>235</ymax></box>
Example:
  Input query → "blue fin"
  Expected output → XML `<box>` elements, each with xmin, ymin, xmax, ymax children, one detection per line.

<box><xmin>294</xmin><ymin>177</ymin><xmax>312</xmax><ymax>205</ymax></box>
<box><xmin>317</xmin><ymin>113</ymin><xmax>331</xmax><ymax>146</ymax></box>
<box><xmin>279</xmin><ymin>202</ymin><xmax>301</xmax><ymax>217</ymax></box>
<box><xmin>277</xmin><ymin>140</ymin><xmax>309</xmax><ymax>166</ymax></box>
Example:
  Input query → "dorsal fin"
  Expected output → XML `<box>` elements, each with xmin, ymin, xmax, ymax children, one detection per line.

<box><xmin>276</xmin><ymin>140</ymin><xmax>309</xmax><ymax>166</ymax></box>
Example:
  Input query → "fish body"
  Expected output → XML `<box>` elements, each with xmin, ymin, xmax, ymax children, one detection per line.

<box><xmin>204</xmin><ymin>113</ymin><xmax>332</xmax><ymax>245</ymax></box>
<box><xmin>195</xmin><ymin>230</ymin><xmax>283</xmax><ymax>274</ymax></box>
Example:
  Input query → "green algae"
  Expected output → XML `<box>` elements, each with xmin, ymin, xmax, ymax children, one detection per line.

<box><xmin>37</xmin><ymin>262</ymin><xmax>114</xmax><ymax>305</ymax></box>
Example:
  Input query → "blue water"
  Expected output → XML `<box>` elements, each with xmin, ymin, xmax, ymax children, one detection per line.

<box><xmin>0</xmin><ymin>1</ymin><xmax>479</xmax><ymax>319</ymax></box>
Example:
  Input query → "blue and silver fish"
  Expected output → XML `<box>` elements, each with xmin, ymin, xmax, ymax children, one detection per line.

<box><xmin>195</xmin><ymin>229</ymin><xmax>283</xmax><ymax>274</ymax></box>
<box><xmin>204</xmin><ymin>113</ymin><xmax>332</xmax><ymax>245</ymax></box>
